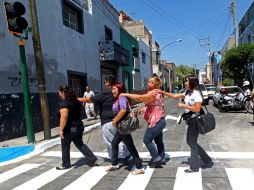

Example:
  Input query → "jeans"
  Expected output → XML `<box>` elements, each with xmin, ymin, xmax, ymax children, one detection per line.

<box><xmin>61</xmin><ymin>126</ymin><xmax>96</xmax><ymax>168</ymax></box>
<box><xmin>187</xmin><ymin>118</ymin><xmax>212</xmax><ymax>170</ymax></box>
<box><xmin>101</xmin><ymin>121</ymin><xmax>129</xmax><ymax>159</ymax></box>
<box><xmin>143</xmin><ymin>118</ymin><xmax>166</xmax><ymax>161</ymax></box>
<box><xmin>111</xmin><ymin>131</ymin><xmax>143</xmax><ymax>169</ymax></box>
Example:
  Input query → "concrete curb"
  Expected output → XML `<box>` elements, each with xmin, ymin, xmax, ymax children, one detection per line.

<box><xmin>0</xmin><ymin>122</ymin><xmax>101</xmax><ymax>167</ymax></box>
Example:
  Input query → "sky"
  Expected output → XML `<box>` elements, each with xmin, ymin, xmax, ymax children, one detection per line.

<box><xmin>110</xmin><ymin>0</ymin><xmax>253</xmax><ymax>71</ymax></box>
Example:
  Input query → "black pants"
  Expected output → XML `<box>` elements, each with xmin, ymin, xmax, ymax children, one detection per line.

<box><xmin>187</xmin><ymin>118</ymin><xmax>212</xmax><ymax>171</ymax></box>
<box><xmin>111</xmin><ymin>131</ymin><xmax>143</xmax><ymax>169</ymax></box>
<box><xmin>61</xmin><ymin>126</ymin><xmax>96</xmax><ymax>168</ymax></box>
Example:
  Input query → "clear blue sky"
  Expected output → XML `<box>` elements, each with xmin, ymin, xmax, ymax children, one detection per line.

<box><xmin>110</xmin><ymin>0</ymin><xmax>253</xmax><ymax>71</ymax></box>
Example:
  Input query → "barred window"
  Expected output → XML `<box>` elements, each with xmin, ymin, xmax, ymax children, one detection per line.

<box><xmin>62</xmin><ymin>1</ymin><xmax>83</xmax><ymax>33</ymax></box>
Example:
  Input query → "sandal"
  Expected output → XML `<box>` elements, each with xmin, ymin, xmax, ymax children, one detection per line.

<box><xmin>105</xmin><ymin>165</ymin><xmax>119</xmax><ymax>172</ymax></box>
<box><xmin>131</xmin><ymin>168</ymin><xmax>145</xmax><ymax>175</ymax></box>
<box><xmin>56</xmin><ymin>166</ymin><xmax>70</xmax><ymax>170</ymax></box>
<box><xmin>184</xmin><ymin>168</ymin><xmax>199</xmax><ymax>173</ymax></box>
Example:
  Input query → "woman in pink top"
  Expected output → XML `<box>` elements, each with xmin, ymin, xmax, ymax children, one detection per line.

<box><xmin>120</xmin><ymin>76</ymin><xmax>166</xmax><ymax>167</ymax></box>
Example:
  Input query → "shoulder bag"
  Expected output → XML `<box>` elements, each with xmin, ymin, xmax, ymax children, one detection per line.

<box><xmin>196</xmin><ymin>105</ymin><xmax>216</xmax><ymax>135</ymax></box>
<box><xmin>117</xmin><ymin>103</ymin><xmax>140</xmax><ymax>135</ymax></box>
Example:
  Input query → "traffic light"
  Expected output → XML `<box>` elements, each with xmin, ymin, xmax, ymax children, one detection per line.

<box><xmin>3</xmin><ymin>1</ymin><xmax>28</xmax><ymax>35</ymax></box>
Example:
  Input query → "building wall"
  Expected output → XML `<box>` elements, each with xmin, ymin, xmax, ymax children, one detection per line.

<box><xmin>0</xmin><ymin>0</ymin><xmax>121</xmax><ymax>141</ymax></box>
<box><xmin>120</xmin><ymin>27</ymin><xmax>139</xmax><ymax>92</ymax></box>
<box><xmin>139</xmin><ymin>39</ymin><xmax>151</xmax><ymax>90</ymax></box>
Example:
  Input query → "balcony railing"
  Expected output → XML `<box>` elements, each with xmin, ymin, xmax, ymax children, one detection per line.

<box><xmin>99</xmin><ymin>41</ymin><xmax>130</xmax><ymax>66</ymax></box>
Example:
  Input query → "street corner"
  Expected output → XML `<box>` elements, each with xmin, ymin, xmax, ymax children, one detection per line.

<box><xmin>0</xmin><ymin>145</ymin><xmax>35</xmax><ymax>163</ymax></box>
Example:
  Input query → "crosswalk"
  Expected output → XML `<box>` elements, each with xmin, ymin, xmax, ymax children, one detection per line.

<box><xmin>1</xmin><ymin>160</ymin><xmax>254</xmax><ymax>189</ymax></box>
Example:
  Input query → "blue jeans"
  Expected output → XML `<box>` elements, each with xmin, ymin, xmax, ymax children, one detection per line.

<box><xmin>143</xmin><ymin>118</ymin><xmax>166</xmax><ymax>161</ymax></box>
<box><xmin>187</xmin><ymin>118</ymin><xmax>212</xmax><ymax>170</ymax></box>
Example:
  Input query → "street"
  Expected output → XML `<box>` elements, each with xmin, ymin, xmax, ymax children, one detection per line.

<box><xmin>0</xmin><ymin>98</ymin><xmax>253</xmax><ymax>190</ymax></box>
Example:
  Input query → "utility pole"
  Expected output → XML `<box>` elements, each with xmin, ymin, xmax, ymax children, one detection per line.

<box><xmin>29</xmin><ymin>0</ymin><xmax>51</xmax><ymax>139</ymax></box>
<box><xmin>231</xmin><ymin>0</ymin><xmax>238</xmax><ymax>47</ymax></box>
<box><xmin>200</xmin><ymin>38</ymin><xmax>212</xmax><ymax>83</ymax></box>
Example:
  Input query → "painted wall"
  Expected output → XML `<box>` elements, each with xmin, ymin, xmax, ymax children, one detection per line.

<box><xmin>0</xmin><ymin>0</ymin><xmax>121</xmax><ymax>141</ymax></box>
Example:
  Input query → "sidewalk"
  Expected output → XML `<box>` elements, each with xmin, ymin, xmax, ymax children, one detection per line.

<box><xmin>0</xmin><ymin>118</ymin><xmax>101</xmax><ymax>166</ymax></box>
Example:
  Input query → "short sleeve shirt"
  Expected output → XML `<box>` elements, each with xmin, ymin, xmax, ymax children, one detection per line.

<box><xmin>112</xmin><ymin>96</ymin><xmax>129</xmax><ymax>114</ymax></box>
<box><xmin>184</xmin><ymin>90</ymin><xmax>202</xmax><ymax>113</ymax></box>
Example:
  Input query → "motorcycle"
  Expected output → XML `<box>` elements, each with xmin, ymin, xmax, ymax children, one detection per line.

<box><xmin>218</xmin><ymin>91</ymin><xmax>254</xmax><ymax>113</ymax></box>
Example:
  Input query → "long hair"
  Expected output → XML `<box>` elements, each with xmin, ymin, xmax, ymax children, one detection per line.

<box><xmin>149</xmin><ymin>75</ymin><xmax>162</xmax><ymax>89</ymax></box>
<box><xmin>59</xmin><ymin>85</ymin><xmax>79</xmax><ymax>104</ymax></box>
<box><xmin>185</xmin><ymin>76</ymin><xmax>200</xmax><ymax>95</ymax></box>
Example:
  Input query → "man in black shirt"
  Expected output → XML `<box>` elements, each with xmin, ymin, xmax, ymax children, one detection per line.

<box><xmin>78</xmin><ymin>75</ymin><xmax>129</xmax><ymax>161</ymax></box>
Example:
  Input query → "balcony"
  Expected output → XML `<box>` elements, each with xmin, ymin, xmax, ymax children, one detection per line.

<box><xmin>99</xmin><ymin>41</ymin><xmax>130</xmax><ymax>66</ymax></box>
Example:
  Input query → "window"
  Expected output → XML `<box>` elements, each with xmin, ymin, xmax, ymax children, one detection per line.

<box><xmin>63</xmin><ymin>1</ymin><xmax>83</xmax><ymax>33</ymax></box>
<box><xmin>105</xmin><ymin>26</ymin><xmax>112</xmax><ymax>41</ymax></box>
<box><xmin>142</xmin><ymin>52</ymin><xmax>146</xmax><ymax>64</ymax></box>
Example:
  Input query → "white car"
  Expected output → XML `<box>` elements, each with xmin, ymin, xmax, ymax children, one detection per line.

<box><xmin>199</xmin><ymin>83</ymin><xmax>209</xmax><ymax>105</ymax></box>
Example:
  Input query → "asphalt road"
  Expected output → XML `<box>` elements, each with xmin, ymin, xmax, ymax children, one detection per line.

<box><xmin>0</xmin><ymin>98</ymin><xmax>253</xmax><ymax>190</ymax></box>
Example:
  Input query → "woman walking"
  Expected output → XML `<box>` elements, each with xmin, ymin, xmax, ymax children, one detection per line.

<box><xmin>57</xmin><ymin>85</ymin><xmax>97</xmax><ymax>170</ymax></box>
<box><xmin>106</xmin><ymin>83</ymin><xmax>144</xmax><ymax>175</ymax></box>
<box><xmin>158</xmin><ymin>76</ymin><xmax>213</xmax><ymax>173</ymax></box>
<box><xmin>120</xmin><ymin>76</ymin><xmax>166</xmax><ymax>167</ymax></box>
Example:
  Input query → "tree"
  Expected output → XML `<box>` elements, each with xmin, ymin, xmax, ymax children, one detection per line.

<box><xmin>175</xmin><ymin>65</ymin><xmax>196</xmax><ymax>89</ymax></box>
<box><xmin>221</xmin><ymin>43</ymin><xmax>254</xmax><ymax>86</ymax></box>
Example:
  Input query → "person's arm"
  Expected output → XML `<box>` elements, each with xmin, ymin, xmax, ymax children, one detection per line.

<box><xmin>155</xmin><ymin>89</ymin><xmax>184</xmax><ymax>99</ymax></box>
<box><xmin>177</xmin><ymin>102</ymin><xmax>202</xmax><ymax>113</ymax></box>
<box><xmin>78</xmin><ymin>97</ymin><xmax>92</xmax><ymax>103</ymax></box>
<box><xmin>120</xmin><ymin>93</ymin><xmax>155</xmax><ymax>103</ymax></box>
<box><xmin>112</xmin><ymin>109</ymin><xmax>127</xmax><ymax>127</ymax></box>
<box><xmin>59</xmin><ymin>108</ymin><xmax>69</xmax><ymax>139</ymax></box>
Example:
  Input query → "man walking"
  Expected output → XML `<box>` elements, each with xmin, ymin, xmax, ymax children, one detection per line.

<box><xmin>83</xmin><ymin>86</ymin><xmax>96</xmax><ymax>120</ymax></box>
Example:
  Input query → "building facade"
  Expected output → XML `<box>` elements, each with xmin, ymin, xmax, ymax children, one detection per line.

<box><xmin>0</xmin><ymin>0</ymin><xmax>128</xmax><ymax>140</ymax></box>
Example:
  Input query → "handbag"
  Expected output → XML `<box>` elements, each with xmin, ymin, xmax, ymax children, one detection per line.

<box><xmin>196</xmin><ymin>106</ymin><xmax>216</xmax><ymax>134</ymax></box>
<box><xmin>117</xmin><ymin>104</ymin><xmax>140</xmax><ymax>135</ymax></box>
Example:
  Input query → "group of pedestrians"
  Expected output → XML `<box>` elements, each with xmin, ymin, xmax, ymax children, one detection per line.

<box><xmin>56</xmin><ymin>74</ymin><xmax>213</xmax><ymax>175</ymax></box>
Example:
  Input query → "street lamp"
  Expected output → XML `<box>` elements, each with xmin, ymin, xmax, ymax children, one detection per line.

<box><xmin>160</xmin><ymin>38</ymin><xmax>183</xmax><ymax>53</ymax></box>
<box><xmin>159</xmin><ymin>38</ymin><xmax>183</xmax><ymax>92</ymax></box>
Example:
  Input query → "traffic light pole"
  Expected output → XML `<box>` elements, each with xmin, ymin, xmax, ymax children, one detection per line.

<box><xmin>18</xmin><ymin>39</ymin><xmax>35</xmax><ymax>144</ymax></box>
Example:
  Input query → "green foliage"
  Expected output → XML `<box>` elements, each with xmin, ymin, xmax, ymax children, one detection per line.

<box><xmin>221</xmin><ymin>78</ymin><xmax>234</xmax><ymax>86</ymax></box>
<box><xmin>176</xmin><ymin>64</ymin><xmax>196</xmax><ymax>81</ymax></box>
<box><xmin>221</xmin><ymin>43</ymin><xmax>254</xmax><ymax>85</ymax></box>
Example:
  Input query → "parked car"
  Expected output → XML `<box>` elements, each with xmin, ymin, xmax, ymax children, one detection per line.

<box><xmin>206</xmin><ymin>86</ymin><xmax>217</xmax><ymax>99</ymax></box>
<box><xmin>213</xmin><ymin>86</ymin><xmax>242</xmax><ymax>107</ymax></box>
<box><xmin>199</xmin><ymin>83</ymin><xmax>209</xmax><ymax>105</ymax></box>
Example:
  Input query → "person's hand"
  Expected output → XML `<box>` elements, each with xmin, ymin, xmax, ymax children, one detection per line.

<box><xmin>177</xmin><ymin>103</ymin><xmax>185</xmax><ymax>109</ymax></box>
<box><xmin>59</xmin><ymin>130</ymin><xmax>64</xmax><ymax>139</ymax></box>
<box><xmin>119</xmin><ymin>93</ymin><xmax>127</xmax><ymax>97</ymax></box>
<box><xmin>137</xmin><ymin>107</ymin><xmax>145</xmax><ymax>114</ymax></box>
<box><xmin>112</xmin><ymin>120</ymin><xmax>117</xmax><ymax>128</ymax></box>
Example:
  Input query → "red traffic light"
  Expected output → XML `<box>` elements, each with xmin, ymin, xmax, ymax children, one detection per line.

<box><xmin>4</xmin><ymin>1</ymin><xmax>28</xmax><ymax>34</ymax></box>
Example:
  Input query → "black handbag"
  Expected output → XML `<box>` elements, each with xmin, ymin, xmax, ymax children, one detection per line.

<box><xmin>117</xmin><ymin>108</ymin><xmax>140</xmax><ymax>135</ymax></box>
<box><xmin>196</xmin><ymin>106</ymin><xmax>216</xmax><ymax>135</ymax></box>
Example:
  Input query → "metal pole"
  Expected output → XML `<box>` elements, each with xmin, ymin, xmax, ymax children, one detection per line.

<box><xmin>19</xmin><ymin>39</ymin><xmax>35</xmax><ymax>144</ymax></box>
<box><xmin>29</xmin><ymin>0</ymin><xmax>51</xmax><ymax>139</ymax></box>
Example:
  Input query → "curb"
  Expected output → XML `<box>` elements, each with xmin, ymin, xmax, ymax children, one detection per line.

<box><xmin>0</xmin><ymin>122</ymin><xmax>101</xmax><ymax>167</ymax></box>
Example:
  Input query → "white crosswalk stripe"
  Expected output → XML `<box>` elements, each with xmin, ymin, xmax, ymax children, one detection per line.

<box><xmin>173</xmin><ymin>167</ymin><xmax>202</xmax><ymax>190</ymax></box>
<box><xmin>13</xmin><ymin>167</ymin><xmax>72</xmax><ymax>190</ymax></box>
<box><xmin>118</xmin><ymin>166</ymin><xmax>154</xmax><ymax>190</ymax></box>
<box><xmin>1</xmin><ymin>162</ymin><xmax>254</xmax><ymax>190</ymax></box>
<box><xmin>0</xmin><ymin>163</ymin><xmax>40</xmax><ymax>184</ymax></box>
<box><xmin>225</xmin><ymin>168</ymin><xmax>254</xmax><ymax>190</ymax></box>
<box><xmin>63</xmin><ymin>166</ymin><xmax>108</xmax><ymax>190</ymax></box>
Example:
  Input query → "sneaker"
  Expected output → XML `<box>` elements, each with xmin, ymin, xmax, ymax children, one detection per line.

<box><xmin>131</xmin><ymin>168</ymin><xmax>145</xmax><ymax>175</ymax></box>
<box><xmin>56</xmin><ymin>165</ymin><xmax>71</xmax><ymax>170</ymax></box>
<box><xmin>184</xmin><ymin>168</ymin><xmax>199</xmax><ymax>173</ymax></box>
<box><xmin>105</xmin><ymin>165</ymin><xmax>120</xmax><ymax>172</ymax></box>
